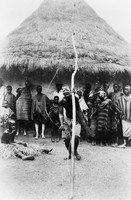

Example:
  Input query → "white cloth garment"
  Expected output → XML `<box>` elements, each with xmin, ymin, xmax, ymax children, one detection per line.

<box><xmin>122</xmin><ymin>119</ymin><xmax>131</xmax><ymax>138</ymax></box>
<box><xmin>0</xmin><ymin>86</ymin><xmax>6</xmax><ymax>107</ymax></box>
<box><xmin>53</xmin><ymin>90</ymin><xmax>64</xmax><ymax>102</ymax></box>
<box><xmin>79</xmin><ymin>97</ymin><xmax>88</xmax><ymax>112</ymax></box>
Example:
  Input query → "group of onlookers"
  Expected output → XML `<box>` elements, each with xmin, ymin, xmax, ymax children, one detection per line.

<box><xmin>0</xmin><ymin>79</ymin><xmax>62</xmax><ymax>142</ymax></box>
<box><xmin>79</xmin><ymin>82</ymin><xmax>131</xmax><ymax>148</ymax></box>
<box><xmin>0</xmin><ymin>78</ymin><xmax>131</xmax><ymax>149</ymax></box>
<box><xmin>0</xmin><ymin>80</ymin><xmax>51</xmax><ymax>140</ymax></box>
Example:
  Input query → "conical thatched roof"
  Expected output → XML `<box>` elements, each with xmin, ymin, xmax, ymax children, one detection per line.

<box><xmin>0</xmin><ymin>0</ymin><xmax>131</xmax><ymax>77</ymax></box>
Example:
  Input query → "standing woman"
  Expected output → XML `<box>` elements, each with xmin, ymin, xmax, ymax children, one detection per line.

<box><xmin>96</xmin><ymin>91</ymin><xmax>112</xmax><ymax>146</ymax></box>
<box><xmin>116</xmin><ymin>85</ymin><xmax>131</xmax><ymax>147</ymax></box>
<box><xmin>49</xmin><ymin>96</ymin><xmax>61</xmax><ymax>142</ymax></box>
<box><xmin>16</xmin><ymin>80</ymin><xmax>32</xmax><ymax>136</ymax></box>
<box><xmin>32</xmin><ymin>85</ymin><xmax>50</xmax><ymax>139</ymax></box>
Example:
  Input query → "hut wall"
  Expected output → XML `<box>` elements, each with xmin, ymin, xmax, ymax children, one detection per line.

<box><xmin>3</xmin><ymin>80</ymin><xmax>55</xmax><ymax>99</ymax></box>
<box><xmin>3</xmin><ymin>79</ymin><xmax>115</xmax><ymax>98</ymax></box>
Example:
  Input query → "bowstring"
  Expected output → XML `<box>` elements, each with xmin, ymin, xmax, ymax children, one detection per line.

<box><xmin>44</xmin><ymin>5</ymin><xmax>66</xmax><ymax>124</ymax></box>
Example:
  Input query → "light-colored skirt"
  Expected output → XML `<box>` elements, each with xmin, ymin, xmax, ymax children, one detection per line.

<box><xmin>62</xmin><ymin>118</ymin><xmax>81</xmax><ymax>139</ymax></box>
<box><xmin>122</xmin><ymin>119</ymin><xmax>131</xmax><ymax>138</ymax></box>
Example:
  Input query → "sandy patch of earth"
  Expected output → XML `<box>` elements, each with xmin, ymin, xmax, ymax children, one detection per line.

<box><xmin>0</xmin><ymin>134</ymin><xmax>131</xmax><ymax>200</ymax></box>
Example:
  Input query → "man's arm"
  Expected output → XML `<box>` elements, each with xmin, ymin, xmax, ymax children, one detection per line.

<box><xmin>59</xmin><ymin>104</ymin><xmax>64</xmax><ymax>126</ymax></box>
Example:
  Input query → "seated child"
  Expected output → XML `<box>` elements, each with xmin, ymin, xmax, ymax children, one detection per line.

<box><xmin>0</xmin><ymin>100</ymin><xmax>15</xmax><ymax>127</ymax></box>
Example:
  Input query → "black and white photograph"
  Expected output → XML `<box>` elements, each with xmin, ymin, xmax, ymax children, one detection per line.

<box><xmin>0</xmin><ymin>0</ymin><xmax>131</xmax><ymax>199</ymax></box>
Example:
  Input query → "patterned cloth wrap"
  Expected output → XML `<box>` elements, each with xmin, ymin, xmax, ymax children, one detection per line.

<box><xmin>16</xmin><ymin>88</ymin><xmax>31</xmax><ymax>121</ymax></box>
<box><xmin>90</xmin><ymin>119</ymin><xmax>97</xmax><ymax>138</ymax></box>
<box><xmin>62</xmin><ymin>117</ymin><xmax>81</xmax><ymax>139</ymax></box>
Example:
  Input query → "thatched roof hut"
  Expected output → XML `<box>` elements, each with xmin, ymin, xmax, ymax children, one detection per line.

<box><xmin>0</xmin><ymin>0</ymin><xmax>131</xmax><ymax>84</ymax></box>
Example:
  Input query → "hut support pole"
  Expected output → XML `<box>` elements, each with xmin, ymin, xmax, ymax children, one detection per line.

<box><xmin>70</xmin><ymin>33</ymin><xmax>78</xmax><ymax>199</ymax></box>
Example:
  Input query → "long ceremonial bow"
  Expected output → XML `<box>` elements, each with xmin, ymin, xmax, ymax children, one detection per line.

<box><xmin>70</xmin><ymin>32</ymin><xmax>78</xmax><ymax>199</ymax></box>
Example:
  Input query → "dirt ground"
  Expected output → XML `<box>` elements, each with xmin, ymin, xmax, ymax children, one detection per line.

<box><xmin>0</xmin><ymin>133</ymin><xmax>131</xmax><ymax>200</ymax></box>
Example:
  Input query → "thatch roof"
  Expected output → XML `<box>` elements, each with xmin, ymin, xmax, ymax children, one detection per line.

<box><xmin>0</xmin><ymin>0</ymin><xmax>131</xmax><ymax>76</ymax></box>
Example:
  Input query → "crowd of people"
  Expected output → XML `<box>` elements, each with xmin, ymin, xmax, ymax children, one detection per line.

<box><xmin>0</xmin><ymin>78</ymin><xmax>131</xmax><ymax>160</ymax></box>
<box><xmin>79</xmin><ymin>82</ymin><xmax>131</xmax><ymax>149</ymax></box>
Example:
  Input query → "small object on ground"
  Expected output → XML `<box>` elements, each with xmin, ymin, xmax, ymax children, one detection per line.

<box><xmin>42</xmin><ymin>149</ymin><xmax>53</xmax><ymax>154</ymax></box>
<box><xmin>22</xmin><ymin>156</ymin><xmax>35</xmax><ymax>161</ymax></box>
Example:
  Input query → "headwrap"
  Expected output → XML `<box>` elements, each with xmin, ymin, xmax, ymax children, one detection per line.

<box><xmin>63</xmin><ymin>86</ymin><xmax>71</xmax><ymax>96</ymax></box>
<box><xmin>99</xmin><ymin>90</ymin><xmax>106</xmax><ymax>100</ymax></box>
<box><xmin>124</xmin><ymin>85</ymin><xmax>131</xmax><ymax>91</ymax></box>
